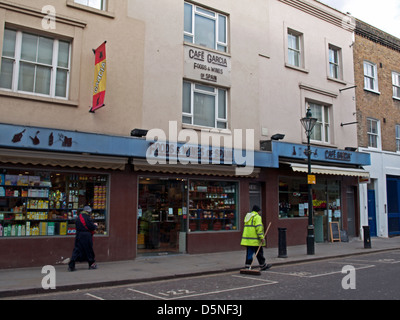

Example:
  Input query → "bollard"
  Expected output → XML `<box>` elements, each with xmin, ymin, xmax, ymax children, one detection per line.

<box><xmin>278</xmin><ymin>228</ymin><xmax>288</xmax><ymax>258</ymax></box>
<box><xmin>363</xmin><ymin>226</ymin><xmax>372</xmax><ymax>249</ymax></box>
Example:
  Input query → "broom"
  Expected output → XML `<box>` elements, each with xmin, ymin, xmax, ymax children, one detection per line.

<box><xmin>240</xmin><ymin>222</ymin><xmax>272</xmax><ymax>276</ymax></box>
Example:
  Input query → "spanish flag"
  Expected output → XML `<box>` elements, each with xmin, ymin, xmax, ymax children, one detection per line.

<box><xmin>91</xmin><ymin>41</ymin><xmax>107</xmax><ymax>113</ymax></box>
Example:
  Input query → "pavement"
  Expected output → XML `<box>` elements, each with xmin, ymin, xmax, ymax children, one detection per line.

<box><xmin>1</xmin><ymin>236</ymin><xmax>399</xmax><ymax>298</ymax></box>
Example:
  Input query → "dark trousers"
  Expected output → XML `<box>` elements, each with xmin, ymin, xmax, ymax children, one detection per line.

<box><xmin>69</xmin><ymin>232</ymin><xmax>95</xmax><ymax>269</ymax></box>
<box><xmin>245</xmin><ymin>246</ymin><xmax>266</xmax><ymax>268</ymax></box>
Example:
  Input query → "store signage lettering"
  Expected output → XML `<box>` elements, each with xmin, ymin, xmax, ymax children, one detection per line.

<box><xmin>146</xmin><ymin>121</ymin><xmax>254</xmax><ymax>176</ymax></box>
<box><xmin>147</xmin><ymin>141</ymin><xmax>232</xmax><ymax>165</ymax></box>
<box><xmin>325</xmin><ymin>150</ymin><xmax>352</xmax><ymax>162</ymax></box>
<box><xmin>184</xmin><ymin>45</ymin><xmax>231</xmax><ymax>87</ymax></box>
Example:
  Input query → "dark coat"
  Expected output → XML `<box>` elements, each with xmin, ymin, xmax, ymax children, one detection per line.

<box><xmin>70</xmin><ymin>213</ymin><xmax>98</xmax><ymax>264</ymax></box>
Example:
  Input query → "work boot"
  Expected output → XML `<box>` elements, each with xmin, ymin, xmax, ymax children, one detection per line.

<box><xmin>260</xmin><ymin>264</ymin><xmax>272</xmax><ymax>271</ymax></box>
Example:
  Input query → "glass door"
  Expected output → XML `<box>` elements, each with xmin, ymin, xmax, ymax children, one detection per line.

<box><xmin>137</xmin><ymin>177</ymin><xmax>188</xmax><ymax>255</ymax></box>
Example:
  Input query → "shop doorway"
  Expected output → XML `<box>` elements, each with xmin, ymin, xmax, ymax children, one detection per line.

<box><xmin>387</xmin><ymin>176</ymin><xmax>400</xmax><ymax>236</ymax></box>
<box><xmin>137</xmin><ymin>177</ymin><xmax>188</xmax><ymax>255</ymax></box>
<box><xmin>346</xmin><ymin>186</ymin><xmax>356</xmax><ymax>237</ymax></box>
<box><xmin>249</xmin><ymin>183</ymin><xmax>262</xmax><ymax>212</ymax></box>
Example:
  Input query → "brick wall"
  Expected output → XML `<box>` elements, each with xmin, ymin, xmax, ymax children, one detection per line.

<box><xmin>354</xmin><ymin>21</ymin><xmax>400</xmax><ymax>152</ymax></box>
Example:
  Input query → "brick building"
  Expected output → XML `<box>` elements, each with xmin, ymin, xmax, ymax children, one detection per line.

<box><xmin>355</xmin><ymin>19</ymin><xmax>400</xmax><ymax>237</ymax></box>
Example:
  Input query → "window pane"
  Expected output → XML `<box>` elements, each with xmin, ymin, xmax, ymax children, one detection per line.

<box><xmin>184</xmin><ymin>3</ymin><xmax>193</xmax><ymax>33</ymax></box>
<box><xmin>194</xmin><ymin>92</ymin><xmax>215</xmax><ymax>127</ymax></box>
<box><xmin>18</xmin><ymin>62</ymin><xmax>35</xmax><ymax>92</ymax></box>
<box><xmin>217</xmin><ymin>121</ymin><xmax>227</xmax><ymax>129</ymax></box>
<box><xmin>58</xmin><ymin>41</ymin><xmax>70</xmax><ymax>68</ymax></box>
<box><xmin>75</xmin><ymin>0</ymin><xmax>104</xmax><ymax>10</ymax></box>
<box><xmin>218</xmin><ymin>15</ymin><xmax>227</xmax><ymax>43</ymax></box>
<box><xmin>195</xmin><ymin>14</ymin><xmax>216</xmax><ymax>49</ymax></box>
<box><xmin>288</xmin><ymin>33</ymin><xmax>299</xmax><ymax>50</ymax></box>
<box><xmin>21</xmin><ymin>33</ymin><xmax>38</xmax><ymax>62</ymax></box>
<box><xmin>183</xmin><ymin>116</ymin><xmax>192</xmax><ymax>124</ymax></box>
<box><xmin>182</xmin><ymin>81</ymin><xmax>191</xmax><ymax>113</ymax></box>
<box><xmin>311</xmin><ymin>123</ymin><xmax>322</xmax><ymax>141</ymax></box>
<box><xmin>195</xmin><ymin>83</ymin><xmax>214</xmax><ymax>93</ymax></box>
<box><xmin>288</xmin><ymin>50</ymin><xmax>299</xmax><ymax>67</ymax></box>
<box><xmin>2</xmin><ymin>29</ymin><xmax>16</xmax><ymax>58</ymax></box>
<box><xmin>0</xmin><ymin>58</ymin><xmax>14</xmax><ymax>89</ymax></box>
<box><xmin>37</xmin><ymin>37</ymin><xmax>54</xmax><ymax>65</ymax></box>
<box><xmin>35</xmin><ymin>65</ymin><xmax>51</xmax><ymax>95</ymax></box>
<box><xmin>218</xmin><ymin>89</ymin><xmax>226</xmax><ymax>119</ymax></box>
<box><xmin>56</xmin><ymin>69</ymin><xmax>68</xmax><ymax>97</ymax></box>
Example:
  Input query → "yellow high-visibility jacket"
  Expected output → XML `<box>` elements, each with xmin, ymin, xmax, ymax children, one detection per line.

<box><xmin>240</xmin><ymin>211</ymin><xmax>265</xmax><ymax>247</ymax></box>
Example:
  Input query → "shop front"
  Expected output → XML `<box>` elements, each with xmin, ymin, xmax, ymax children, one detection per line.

<box><xmin>137</xmin><ymin>176</ymin><xmax>240</xmax><ymax>255</ymax></box>
<box><xmin>0</xmin><ymin>123</ymin><xmax>278</xmax><ymax>267</ymax></box>
<box><xmin>265</xmin><ymin>141</ymin><xmax>371</xmax><ymax>245</ymax></box>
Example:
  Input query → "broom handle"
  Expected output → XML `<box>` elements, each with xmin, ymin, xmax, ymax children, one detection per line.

<box><xmin>250</xmin><ymin>222</ymin><xmax>272</xmax><ymax>269</ymax></box>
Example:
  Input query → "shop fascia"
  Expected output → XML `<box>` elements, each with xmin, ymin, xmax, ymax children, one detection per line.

<box><xmin>145</xmin><ymin>121</ymin><xmax>255</xmax><ymax>176</ymax></box>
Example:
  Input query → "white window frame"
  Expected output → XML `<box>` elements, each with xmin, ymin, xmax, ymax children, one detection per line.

<box><xmin>74</xmin><ymin>0</ymin><xmax>106</xmax><ymax>11</ymax></box>
<box><xmin>396</xmin><ymin>124</ymin><xmax>400</xmax><ymax>152</ymax></box>
<box><xmin>392</xmin><ymin>71</ymin><xmax>400</xmax><ymax>100</ymax></box>
<box><xmin>328</xmin><ymin>44</ymin><xmax>342</xmax><ymax>80</ymax></box>
<box><xmin>182</xmin><ymin>81</ymin><xmax>228</xmax><ymax>129</ymax></box>
<box><xmin>184</xmin><ymin>2</ymin><xmax>228</xmax><ymax>53</ymax></box>
<box><xmin>364</xmin><ymin>61</ymin><xmax>379</xmax><ymax>93</ymax></box>
<box><xmin>367</xmin><ymin>118</ymin><xmax>381</xmax><ymax>149</ymax></box>
<box><xmin>287</xmin><ymin>29</ymin><xmax>303</xmax><ymax>68</ymax></box>
<box><xmin>308</xmin><ymin>102</ymin><xmax>330</xmax><ymax>144</ymax></box>
<box><xmin>0</xmin><ymin>29</ymin><xmax>71</xmax><ymax>100</ymax></box>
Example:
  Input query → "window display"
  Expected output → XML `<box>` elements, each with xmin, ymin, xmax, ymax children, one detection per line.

<box><xmin>189</xmin><ymin>180</ymin><xmax>238</xmax><ymax>232</ymax></box>
<box><xmin>0</xmin><ymin>169</ymin><xmax>108</xmax><ymax>237</ymax></box>
<box><xmin>279</xmin><ymin>176</ymin><xmax>341</xmax><ymax>242</ymax></box>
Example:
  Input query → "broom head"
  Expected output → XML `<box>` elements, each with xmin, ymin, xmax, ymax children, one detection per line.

<box><xmin>240</xmin><ymin>268</ymin><xmax>261</xmax><ymax>276</ymax></box>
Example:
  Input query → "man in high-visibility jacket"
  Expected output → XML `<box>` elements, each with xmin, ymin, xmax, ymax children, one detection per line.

<box><xmin>240</xmin><ymin>205</ymin><xmax>272</xmax><ymax>270</ymax></box>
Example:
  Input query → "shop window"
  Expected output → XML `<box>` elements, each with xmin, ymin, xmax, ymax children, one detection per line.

<box><xmin>189</xmin><ymin>180</ymin><xmax>238</xmax><ymax>232</ymax></box>
<box><xmin>0</xmin><ymin>29</ymin><xmax>71</xmax><ymax>99</ymax></box>
<box><xmin>279</xmin><ymin>177</ymin><xmax>341</xmax><ymax>242</ymax></box>
<box><xmin>0</xmin><ymin>169</ymin><xmax>108</xmax><ymax>237</ymax></box>
<box><xmin>184</xmin><ymin>2</ymin><xmax>228</xmax><ymax>53</ymax></box>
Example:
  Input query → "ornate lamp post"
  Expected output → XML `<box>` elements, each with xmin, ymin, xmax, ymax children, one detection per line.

<box><xmin>300</xmin><ymin>108</ymin><xmax>318</xmax><ymax>255</ymax></box>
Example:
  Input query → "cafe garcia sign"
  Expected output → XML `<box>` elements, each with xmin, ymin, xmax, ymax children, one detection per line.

<box><xmin>184</xmin><ymin>44</ymin><xmax>231</xmax><ymax>87</ymax></box>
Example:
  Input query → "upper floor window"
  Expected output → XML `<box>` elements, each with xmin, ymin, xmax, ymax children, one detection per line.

<box><xmin>329</xmin><ymin>45</ymin><xmax>342</xmax><ymax>80</ymax></box>
<box><xmin>364</xmin><ymin>61</ymin><xmax>379</xmax><ymax>93</ymax></box>
<box><xmin>182</xmin><ymin>81</ymin><xmax>227</xmax><ymax>129</ymax></box>
<box><xmin>287</xmin><ymin>29</ymin><xmax>303</xmax><ymax>68</ymax></box>
<box><xmin>367</xmin><ymin>118</ymin><xmax>380</xmax><ymax>149</ymax></box>
<box><xmin>0</xmin><ymin>29</ymin><xmax>70</xmax><ymax>99</ymax></box>
<box><xmin>308</xmin><ymin>102</ymin><xmax>330</xmax><ymax>143</ymax></box>
<box><xmin>392</xmin><ymin>72</ymin><xmax>400</xmax><ymax>100</ymax></box>
<box><xmin>74</xmin><ymin>0</ymin><xmax>106</xmax><ymax>10</ymax></box>
<box><xmin>184</xmin><ymin>2</ymin><xmax>228</xmax><ymax>53</ymax></box>
<box><xmin>396</xmin><ymin>125</ymin><xmax>400</xmax><ymax>152</ymax></box>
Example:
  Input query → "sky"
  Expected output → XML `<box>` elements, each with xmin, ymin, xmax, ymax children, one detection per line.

<box><xmin>319</xmin><ymin>0</ymin><xmax>400</xmax><ymax>38</ymax></box>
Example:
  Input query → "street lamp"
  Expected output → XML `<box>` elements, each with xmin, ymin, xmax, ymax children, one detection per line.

<box><xmin>300</xmin><ymin>108</ymin><xmax>318</xmax><ymax>255</ymax></box>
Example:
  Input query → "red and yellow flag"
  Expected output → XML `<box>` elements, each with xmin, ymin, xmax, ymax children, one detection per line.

<box><xmin>91</xmin><ymin>41</ymin><xmax>107</xmax><ymax>112</ymax></box>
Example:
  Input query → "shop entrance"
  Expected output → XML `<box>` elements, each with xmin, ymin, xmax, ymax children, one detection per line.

<box><xmin>137</xmin><ymin>177</ymin><xmax>187</xmax><ymax>255</ymax></box>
